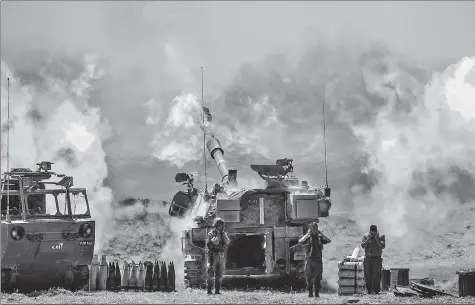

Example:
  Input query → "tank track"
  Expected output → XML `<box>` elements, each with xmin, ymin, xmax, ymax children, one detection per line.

<box><xmin>1</xmin><ymin>269</ymin><xmax>15</xmax><ymax>293</ymax></box>
<box><xmin>184</xmin><ymin>257</ymin><xmax>206</xmax><ymax>289</ymax></box>
<box><xmin>0</xmin><ymin>265</ymin><xmax>89</xmax><ymax>293</ymax></box>
<box><xmin>69</xmin><ymin>265</ymin><xmax>90</xmax><ymax>291</ymax></box>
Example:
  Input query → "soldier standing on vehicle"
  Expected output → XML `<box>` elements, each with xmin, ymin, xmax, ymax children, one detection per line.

<box><xmin>361</xmin><ymin>224</ymin><xmax>385</xmax><ymax>295</ymax></box>
<box><xmin>298</xmin><ymin>221</ymin><xmax>331</xmax><ymax>298</ymax></box>
<box><xmin>207</xmin><ymin>217</ymin><xmax>230</xmax><ymax>295</ymax></box>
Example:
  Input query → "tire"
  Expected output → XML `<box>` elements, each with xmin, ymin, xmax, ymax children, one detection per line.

<box><xmin>184</xmin><ymin>257</ymin><xmax>206</xmax><ymax>289</ymax></box>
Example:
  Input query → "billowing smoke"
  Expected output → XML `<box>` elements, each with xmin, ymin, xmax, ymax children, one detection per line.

<box><xmin>1</xmin><ymin>57</ymin><xmax>114</xmax><ymax>250</ymax></box>
<box><xmin>151</xmin><ymin>93</ymin><xmax>203</xmax><ymax>168</ymax></box>
<box><xmin>352</xmin><ymin>57</ymin><xmax>475</xmax><ymax>242</ymax></box>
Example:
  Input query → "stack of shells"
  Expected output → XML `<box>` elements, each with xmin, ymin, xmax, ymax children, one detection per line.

<box><xmin>89</xmin><ymin>254</ymin><xmax>176</xmax><ymax>292</ymax></box>
<box><xmin>337</xmin><ymin>247</ymin><xmax>365</xmax><ymax>296</ymax></box>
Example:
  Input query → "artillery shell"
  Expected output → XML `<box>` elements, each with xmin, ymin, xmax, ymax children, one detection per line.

<box><xmin>152</xmin><ymin>261</ymin><xmax>160</xmax><ymax>292</ymax></box>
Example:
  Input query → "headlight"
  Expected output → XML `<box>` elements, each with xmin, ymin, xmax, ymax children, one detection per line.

<box><xmin>79</xmin><ymin>223</ymin><xmax>93</xmax><ymax>238</ymax></box>
<box><xmin>11</xmin><ymin>226</ymin><xmax>25</xmax><ymax>241</ymax></box>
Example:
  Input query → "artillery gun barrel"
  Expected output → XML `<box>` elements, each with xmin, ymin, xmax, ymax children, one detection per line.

<box><xmin>203</xmin><ymin>127</ymin><xmax>235</xmax><ymax>185</ymax></box>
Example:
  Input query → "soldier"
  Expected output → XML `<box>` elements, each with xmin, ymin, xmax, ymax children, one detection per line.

<box><xmin>207</xmin><ymin>217</ymin><xmax>230</xmax><ymax>295</ymax></box>
<box><xmin>298</xmin><ymin>221</ymin><xmax>331</xmax><ymax>298</ymax></box>
<box><xmin>361</xmin><ymin>224</ymin><xmax>386</xmax><ymax>295</ymax></box>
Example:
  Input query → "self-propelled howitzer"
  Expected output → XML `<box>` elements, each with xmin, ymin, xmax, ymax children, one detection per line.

<box><xmin>167</xmin><ymin>111</ymin><xmax>333</xmax><ymax>289</ymax></box>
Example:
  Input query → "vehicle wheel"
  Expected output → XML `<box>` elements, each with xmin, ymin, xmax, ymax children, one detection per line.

<box><xmin>184</xmin><ymin>256</ymin><xmax>206</xmax><ymax>289</ymax></box>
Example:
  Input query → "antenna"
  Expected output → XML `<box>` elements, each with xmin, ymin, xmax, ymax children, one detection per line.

<box><xmin>6</xmin><ymin>78</ymin><xmax>11</xmax><ymax>221</ymax></box>
<box><xmin>201</xmin><ymin>67</ymin><xmax>208</xmax><ymax>194</ymax></box>
<box><xmin>322</xmin><ymin>84</ymin><xmax>328</xmax><ymax>187</ymax></box>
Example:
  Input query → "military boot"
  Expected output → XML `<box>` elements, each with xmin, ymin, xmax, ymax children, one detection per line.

<box><xmin>314</xmin><ymin>283</ymin><xmax>320</xmax><ymax>298</ymax></box>
<box><xmin>215</xmin><ymin>280</ymin><xmax>221</xmax><ymax>295</ymax></box>
<box><xmin>308</xmin><ymin>286</ymin><xmax>314</xmax><ymax>298</ymax></box>
<box><xmin>207</xmin><ymin>281</ymin><xmax>213</xmax><ymax>295</ymax></box>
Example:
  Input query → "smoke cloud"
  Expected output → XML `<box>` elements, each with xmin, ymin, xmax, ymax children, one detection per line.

<box><xmin>352</xmin><ymin>57</ymin><xmax>475</xmax><ymax>250</ymax></box>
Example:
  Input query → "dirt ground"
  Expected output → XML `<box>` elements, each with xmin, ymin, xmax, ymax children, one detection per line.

<box><xmin>1</xmin><ymin>288</ymin><xmax>474</xmax><ymax>304</ymax></box>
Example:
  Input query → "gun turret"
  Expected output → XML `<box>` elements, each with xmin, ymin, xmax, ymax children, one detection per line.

<box><xmin>250</xmin><ymin>158</ymin><xmax>293</xmax><ymax>181</ymax></box>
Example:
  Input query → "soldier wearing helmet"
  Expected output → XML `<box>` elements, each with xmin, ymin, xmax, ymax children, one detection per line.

<box><xmin>207</xmin><ymin>217</ymin><xmax>230</xmax><ymax>295</ymax></box>
<box><xmin>298</xmin><ymin>221</ymin><xmax>332</xmax><ymax>298</ymax></box>
<box><xmin>361</xmin><ymin>224</ymin><xmax>385</xmax><ymax>295</ymax></box>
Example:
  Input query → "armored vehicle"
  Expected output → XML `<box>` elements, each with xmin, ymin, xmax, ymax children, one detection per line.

<box><xmin>168</xmin><ymin>119</ymin><xmax>332</xmax><ymax>288</ymax></box>
<box><xmin>1</xmin><ymin>161</ymin><xmax>95</xmax><ymax>293</ymax></box>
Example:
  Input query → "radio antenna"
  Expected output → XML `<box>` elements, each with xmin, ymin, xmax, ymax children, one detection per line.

<box><xmin>201</xmin><ymin>67</ymin><xmax>208</xmax><ymax>194</ymax></box>
<box><xmin>322</xmin><ymin>84</ymin><xmax>328</xmax><ymax>187</ymax></box>
<box><xmin>6</xmin><ymin>78</ymin><xmax>11</xmax><ymax>221</ymax></box>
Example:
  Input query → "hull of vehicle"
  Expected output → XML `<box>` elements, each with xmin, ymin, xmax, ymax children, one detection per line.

<box><xmin>1</xmin><ymin>219</ymin><xmax>95</xmax><ymax>292</ymax></box>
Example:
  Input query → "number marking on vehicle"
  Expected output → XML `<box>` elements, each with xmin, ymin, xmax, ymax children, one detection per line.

<box><xmin>79</xmin><ymin>241</ymin><xmax>94</xmax><ymax>246</ymax></box>
<box><xmin>52</xmin><ymin>243</ymin><xmax>64</xmax><ymax>250</ymax></box>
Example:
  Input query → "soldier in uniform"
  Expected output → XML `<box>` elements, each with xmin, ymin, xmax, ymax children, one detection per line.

<box><xmin>298</xmin><ymin>221</ymin><xmax>331</xmax><ymax>298</ymax></box>
<box><xmin>361</xmin><ymin>224</ymin><xmax>386</xmax><ymax>295</ymax></box>
<box><xmin>207</xmin><ymin>217</ymin><xmax>230</xmax><ymax>295</ymax></box>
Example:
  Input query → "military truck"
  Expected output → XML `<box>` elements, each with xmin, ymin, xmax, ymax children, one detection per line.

<box><xmin>1</xmin><ymin>161</ymin><xmax>95</xmax><ymax>293</ymax></box>
<box><xmin>168</xmin><ymin>122</ymin><xmax>332</xmax><ymax>288</ymax></box>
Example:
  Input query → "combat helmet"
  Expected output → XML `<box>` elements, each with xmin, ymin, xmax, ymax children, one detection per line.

<box><xmin>213</xmin><ymin>217</ymin><xmax>225</xmax><ymax>228</ymax></box>
<box><xmin>309</xmin><ymin>221</ymin><xmax>319</xmax><ymax>229</ymax></box>
<box><xmin>309</xmin><ymin>221</ymin><xmax>319</xmax><ymax>234</ymax></box>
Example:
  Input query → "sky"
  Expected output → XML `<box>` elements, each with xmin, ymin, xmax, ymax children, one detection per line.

<box><xmin>2</xmin><ymin>1</ymin><xmax>475</xmax><ymax>91</ymax></box>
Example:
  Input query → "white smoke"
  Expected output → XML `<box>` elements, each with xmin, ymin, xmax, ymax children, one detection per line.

<box><xmin>445</xmin><ymin>57</ymin><xmax>475</xmax><ymax>121</ymax></box>
<box><xmin>151</xmin><ymin>93</ymin><xmax>202</xmax><ymax>168</ymax></box>
<box><xmin>144</xmin><ymin>99</ymin><xmax>161</xmax><ymax>126</ymax></box>
<box><xmin>150</xmin><ymin>91</ymin><xmax>284</xmax><ymax>171</ymax></box>
<box><xmin>158</xmin><ymin>213</ymin><xmax>197</xmax><ymax>285</ymax></box>
<box><xmin>1</xmin><ymin>58</ymin><xmax>113</xmax><ymax>251</ymax></box>
<box><xmin>352</xmin><ymin>56</ymin><xmax>475</xmax><ymax>253</ymax></box>
<box><xmin>215</xmin><ymin>94</ymin><xmax>281</xmax><ymax>159</ymax></box>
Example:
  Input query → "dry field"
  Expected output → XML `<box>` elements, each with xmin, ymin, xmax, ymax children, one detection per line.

<box><xmin>2</xmin><ymin>288</ymin><xmax>474</xmax><ymax>305</ymax></box>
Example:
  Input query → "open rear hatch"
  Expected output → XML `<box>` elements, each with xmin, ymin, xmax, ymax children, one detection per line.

<box><xmin>226</xmin><ymin>233</ymin><xmax>268</xmax><ymax>275</ymax></box>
